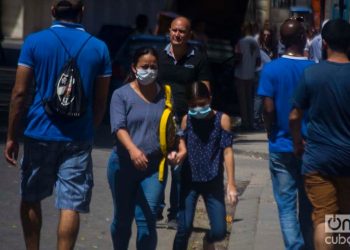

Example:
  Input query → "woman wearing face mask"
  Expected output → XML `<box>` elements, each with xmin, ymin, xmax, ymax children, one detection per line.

<box><xmin>107</xmin><ymin>47</ymin><xmax>167</xmax><ymax>250</ymax></box>
<box><xmin>169</xmin><ymin>81</ymin><xmax>238</xmax><ymax>250</ymax></box>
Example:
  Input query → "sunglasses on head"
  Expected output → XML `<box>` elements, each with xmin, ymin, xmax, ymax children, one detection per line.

<box><xmin>288</xmin><ymin>16</ymin><xmax>305</xmax><ymax>22</ymax></box>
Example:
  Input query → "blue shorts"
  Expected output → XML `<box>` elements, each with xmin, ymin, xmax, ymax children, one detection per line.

<box><xmin>20</xmin><ymin>137</ymin><xmax>93</xmax><ymax>213</ymax></box>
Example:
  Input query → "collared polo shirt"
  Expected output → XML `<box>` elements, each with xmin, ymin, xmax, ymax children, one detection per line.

<box><xmin>157</xmin><ymin>43</ymin><xmax>211</xmax><ymax>118</ymax></box>
<box><xmin>258</xmin><ymin>55</ymin><xmax>314</xmax><ymax>153</ymax></box>
<box><xmin>18</xmin><ymin>21</ymin><xmax>111</xmax><ymax>141</ymax></box>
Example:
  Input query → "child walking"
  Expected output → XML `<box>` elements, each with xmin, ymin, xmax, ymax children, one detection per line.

<box><xmin>170</xmin><ymin>81</ymin><xmax>238</xmax><ymax>250</ymax></box>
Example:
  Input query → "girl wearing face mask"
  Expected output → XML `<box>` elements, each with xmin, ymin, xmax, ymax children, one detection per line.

<box><xmin>169</xmin><ymin>81</ymin><xmax>238</xmax><ymax>250</ymax></box>
<box><xmin>107</xmin><ymin>47</ymin><xmax>168</xmax><ymax>250</ymax></box>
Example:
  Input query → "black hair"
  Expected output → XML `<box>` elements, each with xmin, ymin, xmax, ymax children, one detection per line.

<box><xmin>187</xmin><ymin>81</ymin><xmax>210</xmax><ymax>103</ymax></box>
<box><xmin>131</xmin><ymin>47</ymin><xmax>158</xmax><ymax>67</ymax></box>
<box><xmin>53</xmin><ymin>1</ymin><xmax>83</xmax><ymax>21</ymax></box>
<box><xmin>136</xmin><ymin>14</ymin><xmax>149</xmax><ymax>30</ymax></box>
<box><xmin>124</xmin><ymin>47</ymin><xmax>159</xmax><ymax>82</ymax></box>
<box><xmin>322</xmin><ymin>19</ymin><xmax>350</xmax><ymax>54</ymax></box>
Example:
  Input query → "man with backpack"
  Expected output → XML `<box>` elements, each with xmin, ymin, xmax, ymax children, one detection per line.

<box><xmin>4</xmin><ymin>1</ymin><xmax>111</xmax><ymax>249</ymax></box>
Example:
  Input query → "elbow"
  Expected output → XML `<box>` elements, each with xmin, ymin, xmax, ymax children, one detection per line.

<box><xmin>289</xmin><ymin>110</ymin><xmax>300</xmax><ymax>123</ymax></box>
<box><xmin>289</xmin><ymin>110</ymin><xmax>302</xmax><ymax>129</ymax></box>
<box><xmin>263</xmin><ymin>107</ymin><xmax>274</xmax><ymax>120</ymax></box>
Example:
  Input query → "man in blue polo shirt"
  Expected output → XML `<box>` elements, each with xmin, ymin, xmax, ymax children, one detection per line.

<box><xmin>258</xmin><ymin>18</ymin><xmax>314</xmax><ymax>250</ymax></box>
<box><xmin>4</xmin><ymin>1</ymin><xmax>111</xmax><ymax>249</ymax></box>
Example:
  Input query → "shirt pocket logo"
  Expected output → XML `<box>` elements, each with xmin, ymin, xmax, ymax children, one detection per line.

<box><xmin>184</xmin><ymin>64</ymin><xmax>195</xmax><ymax>69</ymax></box>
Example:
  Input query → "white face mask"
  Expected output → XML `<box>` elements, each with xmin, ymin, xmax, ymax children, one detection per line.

<box><xmin>136</xmin><ymin>68</ymin><xmax>158</xmax><ymax>85</ymax></box>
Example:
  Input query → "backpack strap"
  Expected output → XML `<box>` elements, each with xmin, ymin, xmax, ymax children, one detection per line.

<box><xmin>49</xmin><ymin>28</ymin><xmax>93</xmax><ymax>59</ymax></box>
<box><xmin>158</xmin><ymin>84</ymin><xmax>174</xmax><ymax>181</ymax></box>
<box><xmin>37</xmin><ymin>29</ymin><xmax>92</xmax><ymax>105</ymax></box>
<box><xmin>164</xmin><ymin>84</ymin><xmax>173</xmax><ymax>110</ymax></box>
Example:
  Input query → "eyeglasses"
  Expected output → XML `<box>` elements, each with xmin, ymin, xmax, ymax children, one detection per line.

<box><xmin>288</xmin><ymin>16</ymin><xmax>305</xmax><ymax>22</ymax></box>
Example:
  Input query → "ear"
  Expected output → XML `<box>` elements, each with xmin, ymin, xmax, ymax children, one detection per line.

<box><xmin>131</xmin><ymin>64</ymin><xmax>137</xmax><ymax>75</ymax></box>
<box><xmin>51</xmin><ymin>6</ymin><xmax>56</xmax><ymax>18</ymax></box>
<box><xmin>322</xmin><ymin>39</ymin><xmax>328</xmax><ymax>49</ymax></box>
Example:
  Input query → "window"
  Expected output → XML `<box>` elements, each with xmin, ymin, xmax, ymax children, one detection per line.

<box><xmin>272</xmin><ymin>0</ymin><xmax>297</xmax><ymax>8</ymax></box>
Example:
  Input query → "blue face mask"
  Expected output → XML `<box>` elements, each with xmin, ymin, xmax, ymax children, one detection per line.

<box><xmin>188</xmin><ymin>105</ymin><xmax>212</xmax><ymax>119</ymax></box>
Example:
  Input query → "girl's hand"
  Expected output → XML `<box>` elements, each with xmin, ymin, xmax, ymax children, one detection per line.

<box><xmin>227</xmin><ymin>184</ymin><xmax>238</xmax><ymax>206</ymax></box>
<box><xmin>167</xmin><ymin>149</ymin><xmax>187</xmax><ymax>166</ymax></box>
<box><xmin>129</xmin><ymin>147</ymin><xmax>148</xmax><ymax>170</ymax></box>
<box><xmin>175</xmin><ymin>149</ymin><xmax>187</xmax><ymax>165</ymax></box>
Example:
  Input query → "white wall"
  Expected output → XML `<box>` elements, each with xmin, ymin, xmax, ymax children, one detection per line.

<box><xmin>2</xmin><ymin>0</ymin><xmax>24</xmax><ymax>39</ymax></box>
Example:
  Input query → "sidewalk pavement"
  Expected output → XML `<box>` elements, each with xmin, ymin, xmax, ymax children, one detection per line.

<box><xmin>0</xmin><ymin>128</ymin><xmax>284</xmax><ymax>250</ymax></box>
<box><xmin>228</xmin><ymin>131</ymin><xmax>284</xmax><ymax>250</ymax></box>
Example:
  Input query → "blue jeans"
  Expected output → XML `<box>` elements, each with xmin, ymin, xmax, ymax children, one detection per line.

<box><xmin>107</xmin><ymin>151</ymin><xmax>166</xmax><ymax>250</ymax></box>
<box><xmin>173</xmin><ymin>175</ymin><xmax>226</xmax><ymax>249</ymax></box>
<box><xmin>269</xmin><ymin>152</ymin><xmax>314</xmax><ymax>250</ymax></box>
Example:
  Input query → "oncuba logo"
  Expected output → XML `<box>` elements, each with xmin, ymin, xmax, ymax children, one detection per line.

<box><xmin>325</xmin><ymin>215</ymin><xmax>350</xmax><ymax>233</ymax></box>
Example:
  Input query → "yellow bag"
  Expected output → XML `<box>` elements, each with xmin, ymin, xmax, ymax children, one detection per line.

<box><xmin>158</xmin><ymin>84</ymin><xmax>176</xmax><ymax>181</ymax></box>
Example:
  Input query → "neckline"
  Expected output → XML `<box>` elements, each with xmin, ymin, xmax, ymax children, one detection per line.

<box><xmin>282</xmin><ymin>55</ymin><xmax>308</xmax><ymax>60</ymax></box>
<box><xmin>128</xmin><ymin>83</ymin><xmax>161</xmax><ymax>104</ymax></box>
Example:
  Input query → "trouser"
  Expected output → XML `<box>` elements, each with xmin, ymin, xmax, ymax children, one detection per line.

<box><xmin>173</xmin><ymin>175</ymin><xmax>226</xmax><ymax>249</ymax></box>
<box><xmin>235</xmin><ymin>77</ymin><xmax>254</xmax><ymax>129</ymax></box>
<box><xmin>107</xmin><ymin>151</ymin><xmax>166</xmax><ymax>250</ymax></box>
<box><xmin>269</xmin><ymin>152</ymin><xmax>314</xmax><ymax>250</ymax></box>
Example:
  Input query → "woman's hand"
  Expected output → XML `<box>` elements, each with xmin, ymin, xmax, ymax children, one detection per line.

<box><xmin>129</xmin><ymin>147</ymin><xmax>148</xmax><ymax>170</ymax></box>
<box><xmin>226</xmin><ymin>184</ymin><xmax>238</xmax><ymax>206</ymax></box>
<box><xmin>167</xmin><ymin>151</ymin><xmax>177</xmax><ymax>166</ymax></box>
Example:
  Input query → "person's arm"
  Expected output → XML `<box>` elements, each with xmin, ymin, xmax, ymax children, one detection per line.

<box><xmin>289</xmin><ymin>108</ymin><xmax>304</xmax><ymax>157</ymax></box>
<box><xmin>93</xmin><ymin>76</ymin><xmax>110</xmax><ymax>127</ymax></box>
<box><xmin>196</xmin><ymin>50</ymin><xmax>212</xmax><ymax>93</ymax></box>
<box><xmin>4</xmin><ymin>66</ymin><xmax>33</xmax><ymax>165</ymax></box>
<box><xmin>262</xmin><ymin>97</ymin><xmax>275</xmax><ymax>139</ymax></box>
<box><xmin>116</xmin><ymin>129</ymin><xmax>148</xmax><ymax>170</ymax></box>
<box><xmin>168</xmin><ymin>115</ymin><xmax>188</xmax><ymax>165</ymax></box>
<box><xmin>110</xmin><ymin>88</ymin><xmax>147</xmax><ymax>170</ymax></box>
<box><xmin>177</xmin><ymin>115</ymin><xmax>188</xmax><ymax>163</ymax></box>
<box><xmin>221</xmin><ymin>113</ymin><xmax>238</xmax><ymax>206</ymax></box>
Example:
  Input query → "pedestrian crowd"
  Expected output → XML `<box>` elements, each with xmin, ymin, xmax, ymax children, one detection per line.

<box><xmin>3</xmin><ymin>1</ymin><xmax>350</xmax><ymax>250</ymax></box>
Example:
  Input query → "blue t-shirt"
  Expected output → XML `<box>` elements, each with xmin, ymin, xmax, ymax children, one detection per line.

<box><xmin>110</xmin><ymin>83</ymin><xmax>165</xmax><ymax>161</ymax></box>
<box><xmin>184</xmin><ymin>112</ymin><xmax>234</xmax><ymax>182</ymax></box>
<box><xmin>258</xmin><ymin>56</ymin><xmax>314</xmax><ymax>152</ymax></box>
<box><xmin>18</xmin><ymin>21</ymin><xmax>111</xmax><ymax>141</ymax></box>
<box><xmin>293</xmin><ymin>61</ymin><xmax>350</xmax><ymax>176</ymax></box>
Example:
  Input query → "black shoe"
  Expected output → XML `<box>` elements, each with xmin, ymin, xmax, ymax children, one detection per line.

<box><xmin>167</xmin><ymin>218</ymin><xmax>177</xmax><ymax>229</ymax></box>
<box><xmin>157</xmin><ymin>211</ymin><xmax>164</xmax><ymax>221</ymax></box>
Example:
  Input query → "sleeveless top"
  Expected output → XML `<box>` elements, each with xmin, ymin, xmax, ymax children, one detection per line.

<box><xmin>185</xmin><ymin>112</ymin><xmax>234</xmax><ymax>182</ymax></box>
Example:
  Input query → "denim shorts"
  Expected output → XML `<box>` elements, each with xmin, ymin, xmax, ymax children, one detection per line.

<box><xmin>21</xmin><ymin>137</ymin><xmax>93</xmax><ymax>213</ymax></box>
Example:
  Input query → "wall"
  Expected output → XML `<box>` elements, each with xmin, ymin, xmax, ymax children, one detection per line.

<box><xmin>83</xmin><ymin>0</ymin><xmax>168</xmax><ymax>35</ymax></box>
<box><xmin>2</xmin><ymin>0</ymin><xmax>24</xmax><ymax>39</ymax></box>
<box><xmin>2</xmin><ymin>0</ymin><xmax>168</xmax><ymax>40</ymax></box>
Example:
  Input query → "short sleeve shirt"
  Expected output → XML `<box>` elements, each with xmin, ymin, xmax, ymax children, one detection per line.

<box><xmin>184</xmin><ymin>112</ymin><xmax>234</xmax><ymax>182</ymax></box>
<box><xmin>157</xmin><ymin>44</ymin><xmax>211</xmax><ymax>118</ymax></box>
<box><xmin>19</xmin><ymin>21</ymin><xmax>111</xmax><ymax>141</ymax></box>
<box><xmin>258</xmin><ymin>56</ymin><xmax>314</xmax><ymax>152</ymax></box>
<box><xmin>308</xmin><ymin>34</ymin><xmax>322</xmax><ymax>63</ymax></box>
<box><xmin>110</xmin><ymin>83</ymin><xmax>165</xmax><ymax>160</ymax></box>
<box><xmin>293</xmin><ymin>61</ymin><xmax>350</xmax><ymax>175</ymax></box>
<box><xmin>234</xmin><ymin>36</ymin><xmax>260</xmax><ymax>80</ymax></box>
